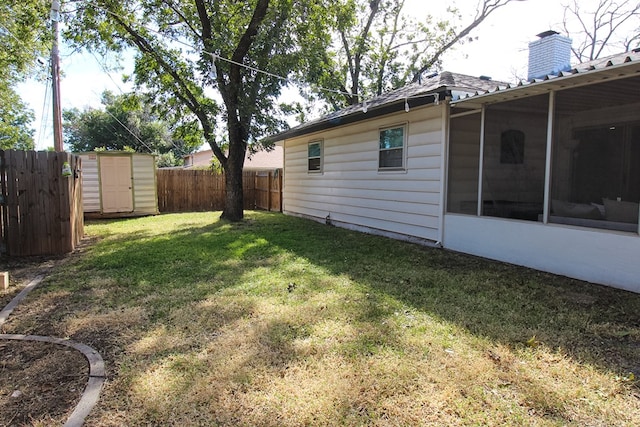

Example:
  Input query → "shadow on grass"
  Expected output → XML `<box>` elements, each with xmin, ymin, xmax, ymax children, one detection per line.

<box><xmin>73</xmin><ymin>212</ymin><xmax>640</xmax><ymax>377</ymax></box>
<box><xmin>82</xmin><ymin>214</ymin><xmax>639</xmax><ymax>366</ymax></box>
<box><xmin>8</xmin><ymin>212</ymin><xmax>638</xmax><ymax>425</ymax></box>
<box><xmin>247</xmin><ymin>213</ymin><xmax>640</xmax><ymax>376</ymax></box>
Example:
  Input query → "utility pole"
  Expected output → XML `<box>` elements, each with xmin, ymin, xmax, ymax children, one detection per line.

<box><xmin>51</xmin><ymin>0</ymin><xmax>63</xmax><ymax>152</ymax></box>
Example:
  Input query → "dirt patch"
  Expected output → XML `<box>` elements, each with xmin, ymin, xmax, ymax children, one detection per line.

<box><xmin>0</xmin><ymin>256</ymin><xmax>62</xmax><ymax>309</ymax></box>
<box><xmin>0</xmin><ymin>340</ymin><xmax>88</xmax><ymax>426</ymax></box>
<box><xmin>0</xmin><ymin>243</ymin><xmax>95</xmax><ymax>426</ymax></box>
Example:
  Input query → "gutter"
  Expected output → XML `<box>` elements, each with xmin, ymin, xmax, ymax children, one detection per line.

<box><xmin>263</xmin><ymin>91</ymin><xmax>447</xmax><ymax>144</ymax></box>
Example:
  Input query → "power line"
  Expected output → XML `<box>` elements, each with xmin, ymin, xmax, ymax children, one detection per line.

<box><xmin>37</xmin><ymin>74</ymin><xmax>52</xmax><ymax>149</ymax></box>
<box><xmin>96</xmin><ymin>6</ymin><xmax>442</xmax><ymax>108</ymax></box>
<box><xmin>97</xmin><ymin>6</ymin><xmax>364</xmax><ymax>101</ymax></box>
<box><xmin>85</xmin><ymin>58</ymin><xmax>196</xmax><ymax>155</ymax></box>
<box><xmin>88</xmin><ymin>50</ymin><xmax>127</xmax><ymax>94</ymax></box>
<box><xmin>100</xmin><ymin>105</ymin><xmax>155</xmax><ymax>153</ymax></box>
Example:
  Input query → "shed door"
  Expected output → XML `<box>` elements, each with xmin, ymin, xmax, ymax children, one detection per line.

<box><xmin>100</xmin><ymin>156</ymin><xmax>133</xmax><ymax>213</ymax></box>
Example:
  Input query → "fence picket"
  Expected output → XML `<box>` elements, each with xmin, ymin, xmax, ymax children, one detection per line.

<box><xmin>0</xmin><ymin>150</ymin><xmax>84</xmax><ymax>256</ymax></box>
<box><xmin>156</xmin><ymin>169</ymin><xmax>282</xmax><ymax>213</ymax></box>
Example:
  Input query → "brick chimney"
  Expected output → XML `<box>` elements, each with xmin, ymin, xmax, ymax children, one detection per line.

<box><xmin>527</xmin><ymin>30</ymin><xmax>572</xmax><ymax>81</ymax></box>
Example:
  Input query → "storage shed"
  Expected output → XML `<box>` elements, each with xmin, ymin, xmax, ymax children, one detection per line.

<box><xmin>79</xmin><ymin>151</ymin><xmax>158</xmax><ymax>217</ymax></box>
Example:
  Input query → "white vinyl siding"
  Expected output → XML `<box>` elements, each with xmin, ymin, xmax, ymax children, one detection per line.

<box><xmin>132</xmin><ymin>154</ymin><xmax>158</xmax><ymax>214</ymax></box>
<box><xmin>283</xmin><ymin>106</ymin><xmax>445</xmax><ymax>242</ymax></box>
<box><xmin>79</xmin><ymin>154</ymin><xmax>101</xmax><ymax>212</ymax></box>
<box><xmin>444</xmin><ymin>214</ymin><xmax>640</xmax><ymax>293</ymax></box>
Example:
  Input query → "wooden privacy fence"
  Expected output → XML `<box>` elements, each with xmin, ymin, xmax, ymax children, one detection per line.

<box><xmin>157</xmin><ymin>169</ymin><xmax>282</xmax><ymax>213</ymax></box>
<box><xmin>0</xmin><ymin>150</ymin><xmax>84</xmax><ymax>256</ymax></box>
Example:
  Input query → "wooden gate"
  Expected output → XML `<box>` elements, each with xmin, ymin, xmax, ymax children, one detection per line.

<box><xmin>253</xmin><ymin>170</ymin><xmax>282</xmax><ymax>212</ymax></box>
<box><xmin>0</xmin><ymin>150</ymin><xmax>84</xmax><ymax>256</ymax></box>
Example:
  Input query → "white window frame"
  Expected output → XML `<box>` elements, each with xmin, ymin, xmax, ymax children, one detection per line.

<box><xmin>307</xmin><ymin>140</ymin><xmax>323</xmax><ymax>173</ymax></box>
<box><xmin>378</xmin><ymin>123</ymin><xmax>407</xmax><ymax>171</ymax></box>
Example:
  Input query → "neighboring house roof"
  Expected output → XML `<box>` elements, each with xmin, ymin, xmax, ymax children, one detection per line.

<box><xmin>266</xmin><ymin>72</ymin><xmax>506</xmax><ymax>143</ymax></box>
<box><xmin>267</xmin><ymin>49</ymin><xmax>640</xmax><ymax>143</ymax></box>
<box><xmin>183</xmin><ymin>145</ymin><xmax>283</xmax><ymax>170</ymax></box>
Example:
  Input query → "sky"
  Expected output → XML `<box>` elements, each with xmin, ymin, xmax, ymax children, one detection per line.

<box><xmin>18</xmin><ymin>0</ymin><xmax>632</xmax><ymax>150</ymax></box>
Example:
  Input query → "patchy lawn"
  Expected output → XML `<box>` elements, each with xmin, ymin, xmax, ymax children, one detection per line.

<box><xmin>1</xmin><ymin>211</ymin><xmax>639</xmax><ymax>426</ymax></box>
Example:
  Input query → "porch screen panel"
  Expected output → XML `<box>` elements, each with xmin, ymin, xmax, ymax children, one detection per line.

<box><xmin>447</xmin><ymin>113</ymin><xmax>481</xmax><ymax>214</ymax></box>
<box><xmin>551</xmin><ymin>77</ymin><xmax>640</xmax><ymax>232</ymax></box>
<box><xmin>482</xmin><ymin>95</ymin><xmax>548</xmax><ymax>221</ymax></box>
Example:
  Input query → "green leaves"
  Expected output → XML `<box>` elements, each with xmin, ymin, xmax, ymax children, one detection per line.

<box><xmin>0</xmin><ymin>0</ymin><xmax>50</xmax><ymax>148</ymax></box>
<box><xmin>306</xmin><ymin>0</ymin><xmax>524</xmax><ymax>108</ymax></box>
<box><xmin>63</xmin><ymin>90</ymin><xmax>199</xmax><ymax>164</ymax></box>
<box><xmin>62</xmin><ymin>1</ymin><xmax>329</xmax><ymax>155</ymax></box>
<box><xmin>0</xmin><ymin>0</ymin><xmax>50</xmax><ymax>81</ymax></box>
<box><xmin>0</xmin><ymin>89</ymin><xmax>35</xmax><ymax>150</ymax></box>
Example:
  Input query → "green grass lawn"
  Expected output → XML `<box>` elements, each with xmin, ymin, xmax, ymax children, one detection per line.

<box><xmin>6</xmin><ymin>211</ymin><xmax>640</xmax><ymax>426</ymax></box>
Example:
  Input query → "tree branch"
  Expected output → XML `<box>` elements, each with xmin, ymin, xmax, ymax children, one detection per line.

<box><xmin>411</xmin><ymin>0</ymin><xmax>524</xmax><ymax>82</ymax></box>
<box><xmin>108</xmin><ymin>13</ymin><xmax>224</xmax><ymax>163</ymax></box>
<box><xmin>350</xmin><ymin>0</ymin><xmax>380</xmax><ymax>99</ymax></box>
<box><xmin>193</xmin><ymin>0</ymin><xmax>212</xmax><ymax>42</ymax></box>
<box><xmin>163</xmin><ymin>0</ymin><xmax>203</xmax><ymax>40</ymax></box>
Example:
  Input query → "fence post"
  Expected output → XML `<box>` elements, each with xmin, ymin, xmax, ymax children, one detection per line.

<box><xmin>0</xmin><ymin>151</ymin><xmax>6</xmax><ymax>253</ymax></box>
<box><xmin>278</xmin><ymin>170</ymin><xmax>283</xmax><ymax>212</ymax></box>
<box><xmin>267</xmin><ymin>171</ymin><xmax>272</xmax><ymax>212</ymax></box>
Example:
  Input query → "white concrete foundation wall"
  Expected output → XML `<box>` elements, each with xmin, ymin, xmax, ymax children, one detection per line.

<box><xmin>443</xmin><ymin>214</ymin><xmax>640</xmax><ymax>293</ymax></box>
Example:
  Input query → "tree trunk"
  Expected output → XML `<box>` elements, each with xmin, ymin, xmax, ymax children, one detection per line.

<box><xmin>220</xmin><ymin>119</ymin><xmax>247</xmax><ymax>221</ymax></box>
<box><xmin>221</xmin><ymin>152</ymin><xmax>244</xmax><ymax>221</ymax></box>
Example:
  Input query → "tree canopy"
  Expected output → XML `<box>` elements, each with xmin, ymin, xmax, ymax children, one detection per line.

<box><xmin>64</xmin><ymin>0</ymin><xmax>333</xmax><ymax>220</ymax></box>
<box><xmin>310</xmin><ymin>0</ymin><xmax>525</xmax><ymax>109</ymax></box>
<box><xmin>63</xmin><ymin>91</ymin><xmax>200</xmax><ymax>166</ymax></box>
<box><xmin>0</xmin><ymin>90</ymin><xmax>36</xmax><ymax>150</ymax></box>
<box><xmin>0</xmin><ymin>0</ymin><xmax>51</xmax><ymax>149</ymax></box>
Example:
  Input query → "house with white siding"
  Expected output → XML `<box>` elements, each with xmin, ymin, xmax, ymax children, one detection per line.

<box><xmin>183</xmin><ymin>146</ymin><xmax>283</xmax><ymax>170</ymax></box>
<box><xmin>268</xmin><ymin>33</ymin><xmax>640</xmax><ymax>293</ymax></box>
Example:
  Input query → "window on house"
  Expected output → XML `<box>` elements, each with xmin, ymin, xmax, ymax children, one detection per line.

<box><xmin>308</xmin><ymin>140</ymin><xmax>322</xmax><ymax>172</ymax></box>
<box><xmin>379</xmin><ymin>125</ymin><xmax>406</xmax><ymax>169</ymax></box>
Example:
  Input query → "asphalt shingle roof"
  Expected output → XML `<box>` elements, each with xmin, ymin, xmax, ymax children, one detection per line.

<box><xmin>453</xmin><ymin>49</ymin><xmax>640</xmax><ymax>103</ymax></box>
<box><xmin>268</xmin><ymin>49</ymin><xmax>640</xmax><ymax>142</ymax></box>
<box><xmin>267</xmin><ymin>72</ymin><xmax>506</xmax><ymax>142</ymax></box>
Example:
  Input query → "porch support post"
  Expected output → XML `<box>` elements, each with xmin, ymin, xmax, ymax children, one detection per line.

<box><xmin>438</xmin><ymin>103</ymin><xmax>449</xmax><ymax>246</ymax></box>
<box><xmin>476</xmin><ymin>106</ymin><xmax>486</xmax><ymax>217</ymax></box>
<box><xmin>543</xmin><ymin>91</ymin><xmax>555</xmax><ymax>224</ymax></box>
